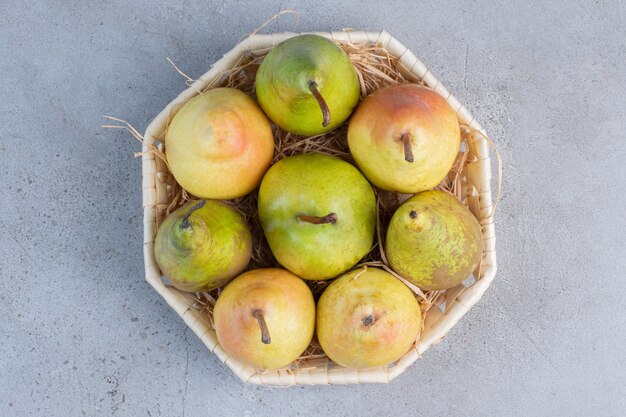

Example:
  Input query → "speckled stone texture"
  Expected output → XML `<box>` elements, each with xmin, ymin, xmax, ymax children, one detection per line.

<box><xmin>1</xmin><ymin>1</ymin><xmax>625</xmax><ymax>416</ymax></box>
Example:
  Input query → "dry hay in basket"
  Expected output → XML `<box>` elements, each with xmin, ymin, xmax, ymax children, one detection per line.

<box><xmin>106</xmin><ymin>37</ymin><xmax>486</xmax><ymax>368</ymax></box>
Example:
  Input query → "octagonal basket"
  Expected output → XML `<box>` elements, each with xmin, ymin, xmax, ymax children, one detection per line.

<box><xmin>140</xmin><ymin>30</ymin><xmax>497</xmax><ymax>386</ymax></box>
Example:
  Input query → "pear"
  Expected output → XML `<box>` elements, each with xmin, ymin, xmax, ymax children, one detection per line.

<box><xmin>165</xmin><ymin>87</ymin><xmax>274</xmax><ymax>199</ymax></box>
<box><xmin>154</xmin><ymin>200</ymin><xmax>252</xmax><ymax>292</ymax></box>
<box><xmin>316</xmin><ymin>267</ymin><xmax>422</xmax><ymax>369</ymax></box>
<box><xmin>255</xmin><ymin>34</ymin><xmax>360</xmax><ymax>136</ymax></box>
<box><xmin>213</xmin><ymin>268</ymin><xmax>316</xmax><ymax>370</ymax></box>
<box><xmin>386</xmin><ymin>190</ymin><xmax>483</xmax><ymax>290</ymax></box>
<box><xmin>348</xmin><ymin>83</ymin><xmax>460</xmax><ymax>193</ymax></box>
<box><xmin>258</xmin><ymin>153</ymin><xmax>376</xmax><ymax>280</ymax></box>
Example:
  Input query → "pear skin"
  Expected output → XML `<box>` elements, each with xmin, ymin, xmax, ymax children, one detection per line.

<box><xmin>258</xmin><ymin>153</ymin><xmax>376</xmax><ymax>280</ymax></box>
<box><xmin>386</xmin><ymin>190</ymin><xmax>483</xmax><ymax>290</ymax></box>
<box><xmin>256</xmin><ymin>34</ymin><xmax>360</xmax><ymax>136</ymax></box>
<box><xmin>154</xmin><ymin>200</ymin><xmax>252</xmax><ymax>292</ymax></box>
<box><xmin>165</xmin><ymin>88</ymin><xmax>274</xmax><ymax>199</ymax></box>
<box><xmin>348</xmin><ymin>83</ymin><xmax>460</xmax><ymax>193</ymax></box>
<box><xmin>316</xmin><ymin>267</ymin><xmax>422</xmax><ymax>369</ymax></box>
<box><xmin>214</xmin><ymin>268</ymin><xmax>316</xmax><ymax>370</ymax></box>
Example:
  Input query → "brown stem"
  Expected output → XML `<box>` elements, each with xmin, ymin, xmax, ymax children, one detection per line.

<box><xmin>252</xmin><ymin>308</ymin><xmax>271</xmax><ymax>344</ymax></box>
<box><xmin>180</xmin><ymin>200</ymin><xmax>207</xmax><ymax>229</ymax></box>
<box><xmin>297</xmin><ymin>212</ymin><xmax>338</xmax><ymax>225</ymax></box>
<box><xmin>362</xmin><ymin>314</ymin><xmax>376</xmax><ymax>327</ymax></box>
<box><xmin>401</xmin><ymin>132</ymin><xmax>414</xmax><ymax>163</ymax></box>
<box><xmin>308</xmin><ymin>81</ymin><xmax>331</xmax><ymax>127</ymax></box>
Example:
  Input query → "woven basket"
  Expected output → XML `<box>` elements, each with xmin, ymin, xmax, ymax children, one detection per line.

<box><xmin>141</xmin><ymin>30</ymin><xmax>497</xmax><ymax>386</ymax></box>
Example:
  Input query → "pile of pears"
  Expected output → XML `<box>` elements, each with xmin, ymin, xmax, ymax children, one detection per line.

<box><xmin>155</xmin><ymin>35</ymin><xmax>483</xmax><ymax>371</ymax></box>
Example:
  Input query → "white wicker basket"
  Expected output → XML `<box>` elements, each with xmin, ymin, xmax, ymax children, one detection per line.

<box><xmin>141</xmin><ymin>30</ymin><xmax>497</xmax><ymax>385</ymax></box>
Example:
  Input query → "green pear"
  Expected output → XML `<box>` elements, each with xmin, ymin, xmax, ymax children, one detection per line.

<box><xmin>255</xmin><ymin>34</ymin><xmax>360</xmax><ymax>136</ymax></box>
<box><xmin>258</xmin><ymin>153</ymin><xmax>376</xmax><ymax>280</ymax></box>
<box><xmin>316</xmin><ymin>267</ymin><xmax>422</xmax><ymax>369</ymax></box>
<box><xmin>214</xmin><ymin>268</ymin><xmax>316</xmax><ymax>370</ymax></box>
<box><xmin>154</xmin><ymin>200</ymin><xmax>252</xmax><ymax>292</ymax></box>
<box><xmin>386</xmin><ymin>190</ymin><xmax>483</xmax><ymax>290</ymax></box>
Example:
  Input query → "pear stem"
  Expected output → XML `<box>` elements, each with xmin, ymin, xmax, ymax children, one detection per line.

<box><xmin>252</xmin><ymin>308</ymin><xmax>271</xmax><ymax>345</ymax></box>
<box><xmin>297</xmin><ymin>212</ymin><xmax>338</xmax><ymax>225</ymax></box>
<box><xmin>401</xmin><ymin>132</ymin><xmax>414</xmax><ymax>163</ymax></box>
<box><xmin>308</xmin><ymin>81</ymin><xmax>331</xmax><ymax>127</ymax></box>
<box><xmin>362</xmin><ymin>315</ymin><xmax>376</xmax><ymax>327</ymax></box>
<box><xmin>180</xmin><ymin>200</ymin><xmax>207</xmax><ymax>229</ymax></box>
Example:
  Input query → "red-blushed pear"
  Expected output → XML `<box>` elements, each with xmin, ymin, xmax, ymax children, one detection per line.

<box><xmin>258</xmin><ymin>153</ymin><xmax>376</xmax><ymax>280</ymax></box>
<box><xmin>165</xmin><ymin>88</ymin><xmax>274</xmax><ymax>199</ymax></box>
<box><xmin>386</xmin><ymin>190</ymin><xmax>483</xmax><ymax>290</ymax></box>
<box><xmin>348</xmin><ymin>83</ymin><xmax>461</xmax><ymax>193</ymax></box>
<box><xmin>154</xmin><ymin>200</ymin><xmax>252</xmax><ymax>292</ymax></box>
<box><xmin>316</xmin><ymin>267</ymin><xmax>422</xmax><ymax>369</ymax></box>
<box><xmin>213</xmin><ymin>269</ymin><xmax>316</xmax><ymax>370</ymax></box>
<box><xmin>255</xmin><ymin>34</ymin><xmax>360</xmax><ymax>136</ymax></box>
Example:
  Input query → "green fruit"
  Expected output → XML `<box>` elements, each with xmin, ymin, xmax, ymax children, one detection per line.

<box><xmin>258</xmin><ymin>153</ymin><xmax>376</xmax><ymax>280</ymax></box>
<box><xmin>154</xmin><ymin>200</ymin><xmax>252</xmax><ymax>292</ymax></box>
<box><xmin>255</xmin><ymin>34</ymin><xmax>360</xmax><ymax>136</ymax></box>
<box><xmin>386</xmin><ymin>190</ymin><xmax>483</xmax><ymax>290</ymax></box>
<box><xmin>214</xmin><ymin>268</ymin><xmax>316</xmax><ymax>370</ymax></box>
<box><xmin>316</xmin><ymin>267</ymin><xmax>422</xmax><ymax>369</ymax></box>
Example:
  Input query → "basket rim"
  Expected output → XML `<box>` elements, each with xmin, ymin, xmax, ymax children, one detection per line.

<box><xmin>140</xmin><ymin>30</ymin><xmax>497</xmax><ymax>386</ymax></box>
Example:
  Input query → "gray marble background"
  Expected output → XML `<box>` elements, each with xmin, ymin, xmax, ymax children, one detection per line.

<box><xmin>1</xmin><ymin>1</ymin><xmax>625</xmax><ymax>416</ymax></box>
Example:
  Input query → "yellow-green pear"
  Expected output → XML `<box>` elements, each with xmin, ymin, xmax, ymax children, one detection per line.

<box><xmin>255</xmin><ymin>34</ymin><xmax>360</xmax><ymax>136</ymax></box>
<box><xmin>214</xmin><ymin>268</ymin><xmax>316</xmax><ymax>370</ymax></box>
<box><xmin>154</xmin><ymin>200</ymin><xmax>252</xmax><ymax>292</ymax></box>
<box><xmin>386</xmin><ymin>190</ymin><xmax>483</xmax><ymax>290</ymax></box>
<box><xmin>258</xmin><ymin>153</ymin><xmax>376</xmax><ymax>280</ymax></box>
<box><xmin>348</xmin><ymin>83</ymin><xmax>460</xmax><ymax>193</ymax></box>
<box><xmin>316</xmin><ymin>267</ymin><xmax>422</xmax><ymax>369</ymax></box>
<box><xmin>165</xmin><ymin>88</ymin><xmax>274</xmax><ymax>199</ymax></box>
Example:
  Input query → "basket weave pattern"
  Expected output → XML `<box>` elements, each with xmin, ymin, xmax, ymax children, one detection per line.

<box><xmin>141</xmin><ymin>31</ymin><xmax>497</xmax><ymax>385</ymax></box>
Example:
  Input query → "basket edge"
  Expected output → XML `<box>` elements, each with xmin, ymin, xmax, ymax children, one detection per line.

<box><xmin>140</xmin><ymin>30</ymin><xmax>498</xmax><ymax>386</ymax></box>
